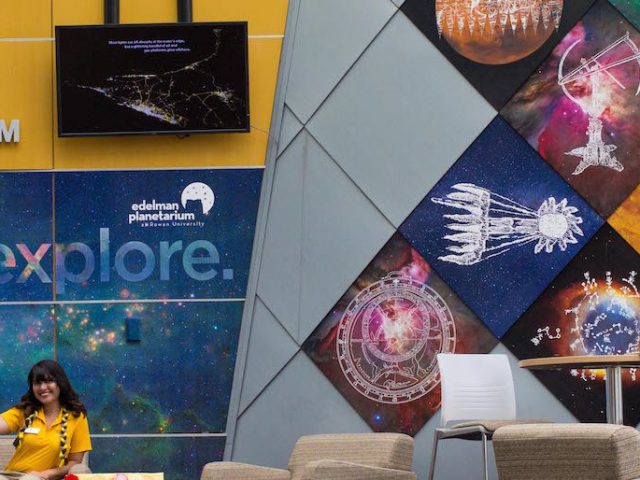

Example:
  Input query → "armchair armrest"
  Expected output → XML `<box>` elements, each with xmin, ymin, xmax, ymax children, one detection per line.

<box><xmin>299</xmin><ymin>460</ymin><xmax>416</xmax><ymax>480</ymax></box>
<box><xmin>200</xmin><ymin>462</ymin><xmax>290</xmax><ymax>480</ymax></box>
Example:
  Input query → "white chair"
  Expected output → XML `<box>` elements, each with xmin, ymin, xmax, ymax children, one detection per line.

<box><xmin>428</xmin><ymin>353</ymin><xmax>542</xmax><ymax>480</ymax></box>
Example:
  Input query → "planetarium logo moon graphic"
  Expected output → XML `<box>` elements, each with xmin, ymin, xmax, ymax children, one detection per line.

<box><xmin>181</xmin><ymin>182</ymin><xmax>215</xmax><ymax>214</ymax></box>
<box><xmin>435</xmin><ymin>0</ymin><xmax>563</xmax><ymax>65</ymax></box>
<box><xmin>336</xmin><ymin>272</ymin><xmax>456</xmax><ymax>404</ymax></box>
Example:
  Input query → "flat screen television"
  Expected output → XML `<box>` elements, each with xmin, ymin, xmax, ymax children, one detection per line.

<box><xmin>56</xmin><ymin>22</ymin><xmax>249</xmax><ymax>137</ymax></box>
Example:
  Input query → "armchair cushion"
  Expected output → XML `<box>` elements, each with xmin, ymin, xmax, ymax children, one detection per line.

<box><xmin>289</xmin><ymin>433</ymin><xmax>413</xmax><ymax>480</ymax></box>
<box><xmin>452</xmin><ymin>419</ymin><xmax>552</xmax><ymax>433</ymax></box>
<box><xmin>200</xmin><ymin>462</ymin><xmax>290</xmax><ymax>480</ymax></box>
<box><xmin>299</xmin><ymin>459</ymin><xmax>417</xmax><ymax>480</ymax></box>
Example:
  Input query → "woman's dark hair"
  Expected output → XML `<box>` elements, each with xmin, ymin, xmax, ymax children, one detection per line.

<box><xmin>15</xmin><ymin>359</ymin><xmax>86</xmax><ymax>417</ymax></box>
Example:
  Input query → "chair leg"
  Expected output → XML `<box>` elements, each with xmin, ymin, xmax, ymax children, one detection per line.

<box><xmin>428</xmin><ymin>430</ymin><xmax>441</xmax><ymax>480</ymax></box>
<box><xmin>481</xmin><ymin>432</ymin><xmax>488</xmax><ymax>480</ymax></box>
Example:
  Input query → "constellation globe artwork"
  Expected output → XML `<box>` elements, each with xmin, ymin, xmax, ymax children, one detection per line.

<box><xmin>566</xmin><ymin>271</ymin><xmax>640</xmax><ymax>357</ymax></box>
<box><xmin>337</xmin><ymin>272</ymin><xmax>456</xmax><ymax>404</ymax></box>
<box><xmin>502</xmin><ymin>225</ymin><xmax>640</xmax><ymax>424</ymax></box>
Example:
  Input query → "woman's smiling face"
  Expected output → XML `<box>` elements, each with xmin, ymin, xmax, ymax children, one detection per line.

<box><xmin>32</xmin><ymin>378</ymin><xmax>61</xmax><ymax>407</ymax></box>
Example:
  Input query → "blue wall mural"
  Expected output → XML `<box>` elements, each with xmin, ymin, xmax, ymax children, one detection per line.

<box><xmin>0</xmin><ymin>168</ymin><xmax>262</xmax><ymax>480</ymax></box>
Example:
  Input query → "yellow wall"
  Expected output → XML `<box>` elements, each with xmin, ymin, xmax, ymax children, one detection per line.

<box><xmin>0</xmin><ymin>0</ymin><xmax>287</xmax><ymax>170</ymax></box>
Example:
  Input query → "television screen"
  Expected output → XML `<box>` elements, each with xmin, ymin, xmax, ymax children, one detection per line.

<box><xmin>56</xmin><ymin>22</ymin><xmax>249</xmax><ymax>136</ymax></box>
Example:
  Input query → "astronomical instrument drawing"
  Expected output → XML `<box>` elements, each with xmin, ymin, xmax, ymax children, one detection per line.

<box><xmin>336</xmin><ymin>272</ymin><xmax>456</xmax><ymax>404</ymax></box>
<box><xmin>431</xmin><ymin>183</ymin><xmax>584</xmax><ymax>265</ymax></box>
<box><xmin>558</xmin><ymin>32</ymin><xmax>640</xmax><ymax>175</ymax></box>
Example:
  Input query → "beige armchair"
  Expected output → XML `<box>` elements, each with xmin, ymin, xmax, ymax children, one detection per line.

<box><xmin>0</xmin><ymin>438</ymin><xmax>91</xmax><ymax>473</ymax></box>
<box><xmin>493</xmin><ymin>423</ymin><xmax>640</xmax><ymax>480</ymax></box>
<box><xmin>201</xmin><ymin>433</ymin><xmax>416</xmax><ymax>480</ymax></box>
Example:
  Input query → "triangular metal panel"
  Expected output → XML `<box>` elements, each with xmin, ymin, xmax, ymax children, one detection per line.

<box><xmin>256</xmin><ymin>134</ymin><xmax>306</xmax><ymax>339</ymax></box>
<box><xmin>306</xmin><ymin>13</ymin><xmax>496</xmax><ymax>228</ymax></box>
<box><xmin>238</xmin><ymin>296</ymin><xmax>300</xmax><ymax>415</ymax></box>
<box><xmin>285</xmin><ymin>0</ymin><xmax>396</xmax><ymax>123</ymax></box>
<box><xmin>277</xmin><ymin>104</ymin><xmax>304</xmax><ymax>156</ymax></box>
<box><xmin>298</xmin><ymin>130</ymin><xmax>396</xmax><ymax>343</ymax></box>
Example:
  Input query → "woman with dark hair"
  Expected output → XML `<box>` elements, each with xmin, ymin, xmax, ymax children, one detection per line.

<box><xmin>0</xmin><ymin>360</ymin><xmax>92</xmax><ymax>480</ymax></box>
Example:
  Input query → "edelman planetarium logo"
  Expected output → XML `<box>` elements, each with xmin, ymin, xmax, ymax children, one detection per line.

<box><xmin>128</xmin><ymin>182</ymin><xmax>215</xmax><ymax>228</ymax></box>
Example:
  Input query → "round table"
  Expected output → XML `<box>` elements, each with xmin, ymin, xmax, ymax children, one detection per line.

<box><xmin>519</xmin><ymin>354</ymin><xmax>640</xmax><ymax>425</ymax></box>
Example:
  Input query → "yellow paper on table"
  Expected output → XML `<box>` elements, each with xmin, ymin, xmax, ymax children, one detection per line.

<box><xmin>75</xmin><ymin>474</ymin><xmax>163</xmax><ymax>480</ymax></box>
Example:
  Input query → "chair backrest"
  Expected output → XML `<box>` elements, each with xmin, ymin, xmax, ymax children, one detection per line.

<box><xmin>437</xmin><ymin>353</ymin><xmax>516</xmax><ymax>427</ymax></box>
<box><xmin>288</xmin><ymin>433</ymin><xmax>413</xmax><ymax>480</ymax></box>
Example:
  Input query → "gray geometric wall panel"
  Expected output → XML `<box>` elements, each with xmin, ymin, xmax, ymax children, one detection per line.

<box><xmin>233</xmin><ymin>352</ymin><xmax>371</xmax><ymax>469</ymax></box>
<box><xmin>285</xmin><ymin>0</ymin><xmax>396</xmax><ymax>123</ymax></box>
<box><xmin>256</xmin><ymin>134</ymin><xmax>305</xmax><ymax>339</ymax></box>
<box><xmin>277</xmin><ymin>105</ymin><xmax>303</xmax><ymax>155</ymax></box>
<box><xmin>226</xmin><ymin>0</ymin><xmax>589</xmax><ymax>472</ymax></box>
<box><xmin>306</xmin><ymin>12</ymin><xmax>496</xmax><ymax>227</ymax></box>
<box><xmin>296</xmin><ymin>130</ymin><xmax>396</xmax><ymax>342</ymax></box>
<box><xmin>238</xmin><ymin>297</ymin><xmax>299</xmax><ymax>414</ymax></box>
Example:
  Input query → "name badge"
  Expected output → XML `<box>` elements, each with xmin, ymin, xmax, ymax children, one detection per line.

<box><xmin>24</xmin><ymin>427</ymin><xmax>40</xmax><ymax>434</ymax></box>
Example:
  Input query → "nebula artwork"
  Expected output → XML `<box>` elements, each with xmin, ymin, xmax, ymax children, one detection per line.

<box><xmin>0</xmin><ymin>305</ymin><xmax>54</xmax><ymax>406</ymax></box>
<box><xmin>502</xmin><ymin>0</ymin><xmax>640</xmax><ymax>217</ymax></box>
<box><xmin>503</xmin><ymin>225</ymin><xmax>640</xmax><ymax>424</ymax></box>
<box><xmin>302</xmin><ymin>233</ymin><xmax>497</xmax><ymax>435</ymax></box>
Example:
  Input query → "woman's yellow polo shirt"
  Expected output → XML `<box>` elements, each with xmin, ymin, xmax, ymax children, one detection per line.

<box><xmin>1</xmin><ymin>407</ymin><xmax>92</xmax><ymax>472</ymax></box>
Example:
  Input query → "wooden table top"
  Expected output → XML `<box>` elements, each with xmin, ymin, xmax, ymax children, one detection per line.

<box><xmin>519</xmin><ymin>354</ymin><xmax>640</xmax><ymax>370</ymax></box>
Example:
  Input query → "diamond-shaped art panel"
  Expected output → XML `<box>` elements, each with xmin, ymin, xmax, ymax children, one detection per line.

<box><xmin>502</xmin><ymin>224</ymin><xmax>640</xmax><ymax>425</ymax></box>
<box><xmin>609</xmin><ymin>185</ymin><xmax>640</xmax><ymax>253</ymax></box>
<box><xmin>610</xmin><ymin>0</ymin><xmax>640</xmax><ymax>29</ymax></box>
<box><xmin>400</xmin><ymin>117</ymin><xmax>603</xmax><ymax>338</ymax></box>
<box><xmin>302</xmin><ymin>232</ymin><xmax>497</xmax><ymax>436</ymax></box>
<box><xmin>400</xmin><ymin>0</ymin><xmax>596</xmax><ymax>109</ymax></box>
<box><xmin>501</xmin><ymin>0</ymin><xmax>640</xmax><ymax>218</ymax></box>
